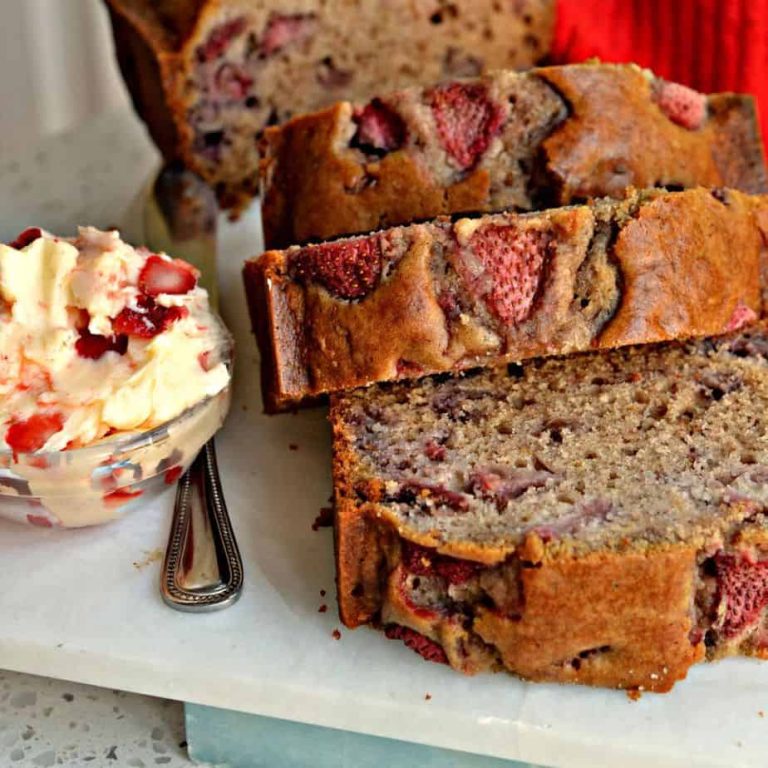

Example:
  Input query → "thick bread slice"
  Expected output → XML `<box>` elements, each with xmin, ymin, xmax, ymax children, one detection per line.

<box><xmin>244</xmin><ymin>187</ymin><xmax>767</xmax><ymax>412</ymax></box>
<box><xmin>331</xmin><ymin>323</ymin><xmax>768</xmax><ymax>691</ymax></box>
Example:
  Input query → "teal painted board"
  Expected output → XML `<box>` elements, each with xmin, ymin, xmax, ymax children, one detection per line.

<box><xmin>185</xmin><ymin>704</ymin><xmax>542</xmax><ymax>768</ymax></box>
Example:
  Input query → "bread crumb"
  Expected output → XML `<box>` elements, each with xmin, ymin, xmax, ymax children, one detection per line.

<box><xmin>312</xmin><ymin>507</ymin><xmax>334</xmax><ymax>531</ymax></box>
<box><xmin>424</xmin><ymin>693</ymin><xmax>432</xmax><ymax>701</ymax></box>
<box><xmin>318</xmin><ymin>604</ymin><xmax>328</xmax><ymax>613</ymax></box>
<box><xmin>759</xmin><ymin>711</ymin><xmax>765</xmax><ymax>718</ymax></box>
<box><xmin>320</xmin><ymin>589</ymin><xmax>326</xmax><ymax>597</ymax></box>
<box><xmin>132</xmin><ymin>549</ymin><xmax>163</xmax><ymax>570</ymax></box>
<box><xmin>626</xmin><ymin>689</ymin><xmax>642</xmax><ymax>701</ymax></box>
<box><xmin>332</xmin><ymin>629</ymin><xmax>341</xmax><ymax>640</ymax></box>
<box><xmin>453</xmin><ymin>217</ymin><xmax>482</xmax><ymax>243</ymax></box>
<box><xmin>289</xmin><ymin>443</ymin><xmax>299</xmax><ymax>451</ymax></box>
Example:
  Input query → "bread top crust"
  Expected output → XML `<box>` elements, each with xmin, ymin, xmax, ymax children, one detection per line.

<box><xmin>536</xmin><ymin>64</ymin><xmax>767</xmax><ymax>200</ymax></box>
<box><xmin>104</xmin><ymin>0</ymin><xmax>209</xmax><ymax>51</ymax></box>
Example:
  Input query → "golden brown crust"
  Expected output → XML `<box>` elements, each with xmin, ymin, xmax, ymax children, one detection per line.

<box><xmin>598</xmin><ymin>189</ymin><xmax>763</xmax><ymax>347</ymax></box>
<box><xmin>243</xmin><ymin>255</ymin><xmax>311</xmax><ymax>413</ymax></box>
<box><xmin>331</xmin><ymin>409</ymin><xmax>390</xmax><ymax>627</ymax></box>
<box><xmin>536</xmin><ymin>65</ymin><xmax>767</xmax><ymax>202</ymax></box>
<box><xmin>474</xmin><ymin>546</ymin><xmax>703</xmax><ymax>692</ymax></box>
<box><xmin>330</xmin><ymin>477</ymin><xmax>717</xmax><ymax>691</ymax></box>
<box><xmin>334</xmin><ymin>499</ymin><xmax>387</xmax><ymax>627</ymax></box>
<box><xmin>105</xmin><ymin>1</ymin><xmax>186</xmax><ymax>163</ymax></box>
<box><xmin>260</xmin><ymin>64</ymin><xmax>767</xmax><ymax>248</ymax></box>
<box><xmin>246</xmin><ymin>188</ymin><xmax>768</xmax><ymax>411</ymax></box>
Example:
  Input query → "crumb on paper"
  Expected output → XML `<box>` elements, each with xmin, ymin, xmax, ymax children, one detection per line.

<box><xmin>759</xmin><ymin>711</ymin><xmax>765</xmax><ymax>718</ymax></box>
<box><xmin>318</xmin><ymin>604</ymin><xmax>328</xmax><ymax>613</ymax></box>
<box><xmin>132</xmin><ymin>548</ymin><xmax>163</xmax><ymax>570</ymax></box>
<box><xmin>332</xmin><ymin>629</ymin><xmax>341</xmax><ymax>640</ymax></box>
<box><xmin>312</xmin><ymin>506</ymin><xmax>334</xmax><ymax>531</ymax></box>
<box><xmin>626</xmin><ymin>689</ymin><xmax>642</xmax><ymax>702</ymax></box>
<box><xmin>289</xmin><ymin>443</ymin><xmax>299</xmax><ymax>451</ymax></box>
<box><xmin>320</xmin><ymin>589</ymin><xmax>326</xmax><ymax>597</ymax></box>
<box><xmin>424</xmin><ymin>693</ymin><xmax>432</xmax><ymax>701</ymax></box>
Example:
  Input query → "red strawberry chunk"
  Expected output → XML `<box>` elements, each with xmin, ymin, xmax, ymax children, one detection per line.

<box><xmin>458</xmin><ymin>224</ymin><xmax>550</xmax><ymax>324</ymax></box>
<box><xmin>428</xmin><ymin>82</ymin><xmax>505</xmax><ymax>170</ymax></box>
<box><xmin>402</xmin><ymin>541</ymin><xmax>482</xmax><ymax>585</ymax></box>
<box><xmin>726</xmin><ymin>302</ymin><xmax>758</xmax><ymax>332</ymax></box>
<box><xmin>27</xmin><ymin>513</ymin><xmax>54</xmax><ymax>527</ymax></box>
<box><xmin>113</xmin><ymin>296</ymin><xmax>188</xmax><ymax>339</ymax></box>
<box><xmin>424</xmin><ymin>440</ymin><xmax>446</xmax><ymax>461</ymax></box>
<box><xmin>396</xmin><ymin>481</ymin><xmax>469</xmax><ymax>511</ymax></box>
<box><xmin>8</xmin><ymin>227</ymin><xmax>43</xmax><ymax>249</ymax></box>
<box><xmin>75</xmin><ymin>328</ymin><xmax>128</xmax><ymax>360</ymax></box>
<box><xmin>198</xmin><ymin>350</ymin><xmax>213</xmax><ymax>371</ymax></box>
<box><xmin>353</xmin><ymin>100</ymin><xmax>406</xmax><ymax>153</ymax></box>
<box><xmin>384</xmin><ymin>624</ymin><xmax>448</xmax><ymax>664</ymax></box>
<box><xmin>714</xmin><ymin>553</ymin><xmax>768</xmax><ymax>638</ymax></box>
<box><xmin>139</xmin><ymin>255</ymin><xmax>198</xmax><ymax>297</ymax></box>
<box><xmin>655</xmin><ymin>81</ymin><xmax>707</xmax><ymax>130</ymax></box>
<box><xmin>291</xmin><ymin>236</ymin><xmax>383</xmax><ymax>299</ymax></box>
<box><xmin>197</xmin><ymin>17</ymin><xmax>247</xmax><ymax>62</ymax></box>
<box><xmin>261</xmin><ymin>13</ymin><xmax>316</xmax><ymax>56</ymax></box>
<box><xmin>103</xmin><ymin>487</ymin><xmax>144</xmax><ymax>506</ymax></box>
<box><xmin>164</xmin><ymin>466</ymin><xmax>184</xmax><ymax>485</ymax></box>
<box><xmin>214</xmin><ymin>63</ymin><xmax>253</xmax><ymax>100</ymax></box>
<box><xmin>5</xmin><ymin>412</ymin><xmax>64</xmax><ymax>453</ymax></box>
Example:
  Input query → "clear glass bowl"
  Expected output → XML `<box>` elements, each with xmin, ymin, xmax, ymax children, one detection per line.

<box><xmin>0</xmin><ymin>323</ymin><xmax>233</xmax><ymax>529</ymax></box>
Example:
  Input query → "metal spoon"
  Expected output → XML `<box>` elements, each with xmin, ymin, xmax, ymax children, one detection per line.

<box><xmin>144</xmin><ymin>163</ymin><xmax>244</xmax><ymax>612</ymax></box>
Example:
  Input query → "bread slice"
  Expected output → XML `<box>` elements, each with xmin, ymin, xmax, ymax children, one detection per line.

<box><xmin>330</xmin><ymin>323</ymin><xmax>768</xmax><ymax>692</ymax></box>
<box><xmin>103</xmin><ymin>0</ymin><xmax>554</xmax><ymax>216</ymax></box>
<box><xmin>243</xmin><ymin>187</ymin><xmax>767</xmax><ymax>412</ymax></box>
<box><xmin>259</xmin><ymin>62</ymin><xmax>767</xmax><ymax>247</ymax></box>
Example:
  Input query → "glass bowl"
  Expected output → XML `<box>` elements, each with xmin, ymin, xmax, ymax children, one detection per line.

<box><xmin>0</xmin><ymin>323</ymin><xmax>233</xmax><ymax>529</ymax></box>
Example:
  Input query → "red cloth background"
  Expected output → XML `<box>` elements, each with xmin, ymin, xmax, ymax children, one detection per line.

<box><xmin>551</xmin><ymin>0</ymin><xmax>768</xmax><ymax>144</ymax></box>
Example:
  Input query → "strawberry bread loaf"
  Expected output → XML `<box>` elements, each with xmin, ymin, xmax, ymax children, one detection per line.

<box><xmin>243</xmin><ymin>187</ymin><xmax>768</xmax><ymax>412</ymax></box>
<box><xmin>259</xmin><ymin>62</ymin><xmax>767</xmax><ymax>247</ymax></box>
<box><xmin>103</xmin><ymin>0</ymin><xmax>554</xmax><ymax>215</ymax></box>
<box><xmin>331</xmin><ymin>322</ymin><xmax>768</xmax><ymax>692</ymax></box>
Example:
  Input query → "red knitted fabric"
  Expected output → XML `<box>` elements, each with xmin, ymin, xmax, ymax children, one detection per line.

<box><xmin>552</xmin><ymin>0</ymin><xmax>768</xmax><ymax>144</ymax></box>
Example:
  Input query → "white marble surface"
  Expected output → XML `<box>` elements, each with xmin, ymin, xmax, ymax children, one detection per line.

<box><xmin>0</xmin><ymin>669</ymin><xmax>191</xmax><ymax>767</ymax></box>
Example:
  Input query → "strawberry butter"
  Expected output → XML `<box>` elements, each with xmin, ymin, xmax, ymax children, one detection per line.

<box><xmin>0</xmin><ymin>227</ymin><xmax>230</xmax><ymax>453</ymax></box>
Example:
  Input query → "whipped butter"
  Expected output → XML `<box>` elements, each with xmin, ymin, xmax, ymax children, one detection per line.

<box><xmin>0</xmin><ymin>227</ymin><xmax>230</xmax><ymax>453</ymax></box>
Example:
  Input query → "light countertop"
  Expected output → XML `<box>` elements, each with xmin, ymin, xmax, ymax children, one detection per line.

<box><xmin>0</xmin><ymin>669</ymin><xmax>191</xmax><ymax>767</ymax></box>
